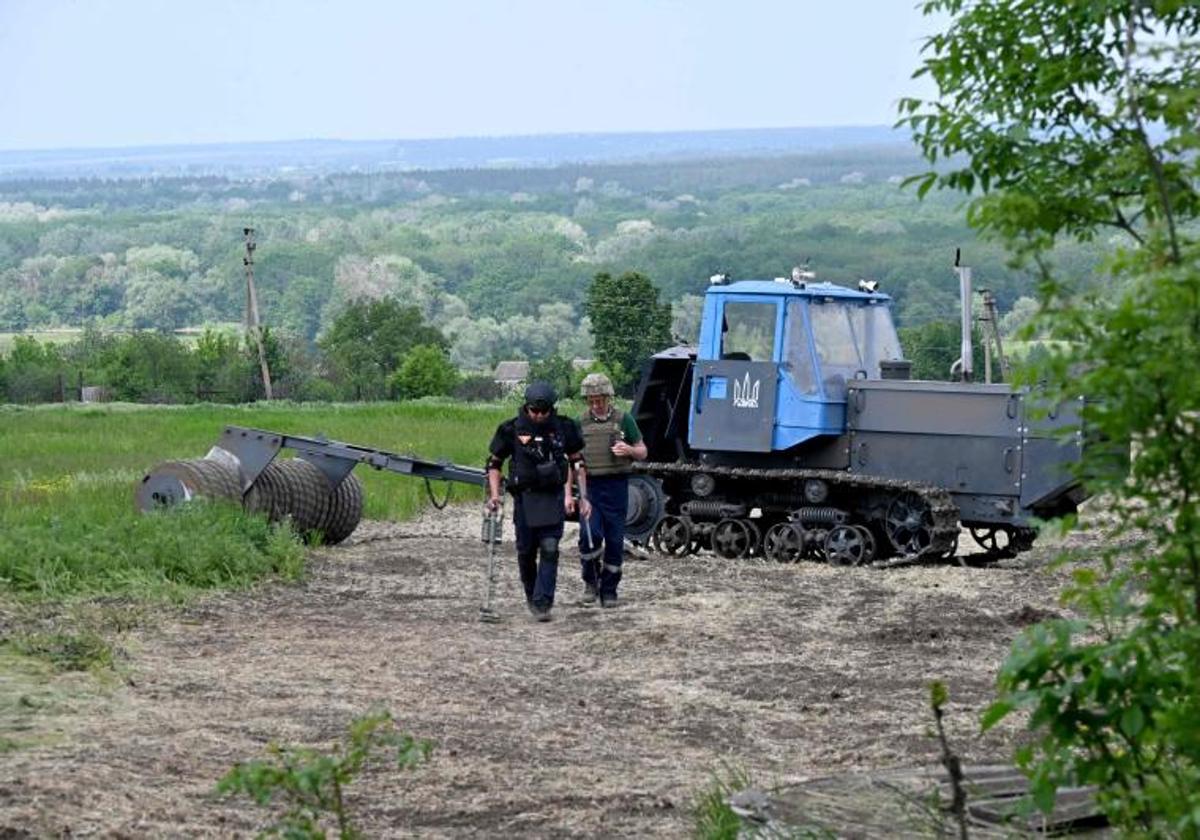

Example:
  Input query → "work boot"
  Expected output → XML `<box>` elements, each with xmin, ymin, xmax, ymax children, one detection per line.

<box><xmin>580</xmin><ymin>583</ymin><xmax>598</xmax><ymax>606</ymax></box>
<box><xmin>600</xmin><ymin>593</ymin><xmax>619</xmax><ymax>609</ymax></box>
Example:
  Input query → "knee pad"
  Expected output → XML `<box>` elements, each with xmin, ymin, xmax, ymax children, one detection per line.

<box><xmin>538</xmin><ymin>535</ymin><xmax>560</xmax><ymax>565</ymax></box>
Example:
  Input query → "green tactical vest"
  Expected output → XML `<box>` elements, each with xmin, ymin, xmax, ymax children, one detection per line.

<box><xmin>580</xmin><ymin>409</ymin><xmax>633</xmax><ymax>477</ymax></box>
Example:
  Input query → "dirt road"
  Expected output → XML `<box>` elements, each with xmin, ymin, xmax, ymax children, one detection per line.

<box><xmin>0</xmin><ymin>507</ymin><xmax>1083</xmax><ymax>837</ymax></box>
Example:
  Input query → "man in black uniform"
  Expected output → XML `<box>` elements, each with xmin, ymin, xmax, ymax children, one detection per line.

<box><xmin>486</xmin><ymin>382</ymin><xmax>589</xmax><ymax>622</ymax></box>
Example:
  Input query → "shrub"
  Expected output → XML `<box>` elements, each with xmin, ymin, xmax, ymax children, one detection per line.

<box><xmin>452</xmin><ymin>374</ymin><xmax>503</xmax><ymax>402</ymax></box>
<box><xmin>217</xmin><ymin>709</ymin><xmax>432</xmax><ymax>839</ymax></box>
<box><xmin>390</xmin><ymin>344</ymin><xmax>459</xmax><ymax>400</ymax></box>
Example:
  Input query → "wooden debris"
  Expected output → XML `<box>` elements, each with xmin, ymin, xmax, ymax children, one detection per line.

<box><xmin>730</xmin><ymin>764</ymin><xmax>1110</xmax><ymax>838</ymax></box>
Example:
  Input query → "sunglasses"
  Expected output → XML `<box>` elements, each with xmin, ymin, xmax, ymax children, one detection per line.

<box><xmin>526</xmin><ymin>404</ymin><xmax>551</xmax><ymax>415</ymax></box>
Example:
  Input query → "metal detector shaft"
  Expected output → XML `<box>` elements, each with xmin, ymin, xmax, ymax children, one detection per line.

<box><xmin>479</xmin><ymin>502</ymin><xmax>503</xmax><ymax>623</ymax></box>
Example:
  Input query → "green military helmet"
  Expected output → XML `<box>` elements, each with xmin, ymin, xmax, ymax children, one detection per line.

<box><xmin>580</xmin><ymin>372</ymin><xmax>615</xmax><ymax>397</ymax></box>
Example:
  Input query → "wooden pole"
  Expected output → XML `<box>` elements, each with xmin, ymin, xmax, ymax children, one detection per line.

<box><xmin>243</xmin><ymin>227</ymin><xmax>273</xmax><ymax>400</ymax></box>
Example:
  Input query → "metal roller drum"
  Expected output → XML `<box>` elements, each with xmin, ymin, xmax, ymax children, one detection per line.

<box><xmin>141</xmin><ymin>455</ymin><xmax>364</xmax><ymax>546</ymax></box>
<box><xmin>136</xmin><ymin>458</ymin><xmax>242</xmax><ymax>510</ymax></box>
<box><xmin>244</xmin><ymin>458</ymin><xmax>329</xmax><ymax>537</ymax></box>
<box><xmin>315</xmin><ymin>472</ymin><xmax>364</xmax><ymax>546</ymax></box>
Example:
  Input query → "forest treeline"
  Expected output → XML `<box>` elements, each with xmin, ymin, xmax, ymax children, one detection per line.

<box><xmin>0</xmin><ymin>147</ymin><xmax>1092</xmax><ymax>386</ymax></box>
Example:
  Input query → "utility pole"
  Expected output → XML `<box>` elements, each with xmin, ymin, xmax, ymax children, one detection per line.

<box><xmin>977</xmin><ymin>288</ymin><xmax>1009</xmax><ymax>384</ymax></box>
<box><xmin>243</xmin><ymin>227</ymin><xmax>273</xmax><ymax>400</ymax></box>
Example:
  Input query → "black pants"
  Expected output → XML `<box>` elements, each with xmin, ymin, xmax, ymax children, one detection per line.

<box><xmin>514</xmin><ymin>498</ymin><xmax>564</xmax><ymax>609</ymax></box>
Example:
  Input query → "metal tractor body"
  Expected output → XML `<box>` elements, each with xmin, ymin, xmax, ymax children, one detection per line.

<box><xmin>625</xmin><ymin>275</ymin><xmax>1089</xmax><ymax>564</ymax></box>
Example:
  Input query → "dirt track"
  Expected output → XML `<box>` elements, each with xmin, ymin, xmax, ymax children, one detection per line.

<box><xmin>0</xmin><ymin>506</ymin><xmax>1087</xmax><ymax>838</ymax></box>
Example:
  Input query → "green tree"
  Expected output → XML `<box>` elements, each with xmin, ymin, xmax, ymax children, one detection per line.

<box><xmin>0</xmin><ymin>336</ymin><xmax>65</xmax><ymax>403</ymax></box>
<box><xmin>389</xmin><ymin>344</ymin><xmax>459</xmax><ymax>400</ymax></box>
<box><xmin>902</xmin><ymin>1</ymin><xmax>1200</xmax><ymax>831</ymax></box>
<box><xmin>585</xmin><ymin>271</ymin><xmax>671</xmax><ymax>393</ymax></box>
<box><xmin>318</xmin><ymin>298</ymin><xmax>447</xmax><ymax>400</ymax></box>
<box><xmin>96</xmin><ymin>332</ymin><xmax>197</xmax><ymax>403</ymax></box>
<box><xmin>897</xmin><ymin>320</ymin><xmax>983</xmax><ymax>381</ymax></box>
<box><xmin>194</xmin><ymin>328</ymin><xmax>246</xmax><ymax>401</ymax></box>
<box><xmin>527</xmin><ymin>354</ymin><xmax>575</xmax><ymax>399</ymax></box>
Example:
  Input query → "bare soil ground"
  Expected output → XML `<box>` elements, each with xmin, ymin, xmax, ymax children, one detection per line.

<box><xmin>0</xmin><ymin>507</ymin><xmax>1095</xmax><ymax>838</ymax></box>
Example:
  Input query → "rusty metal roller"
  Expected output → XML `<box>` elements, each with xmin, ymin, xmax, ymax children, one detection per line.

<box><xmin>142</xmin><ymin>454</ymin><xmax>364</xmax><ymax>545</ymax></box>
<box><xmin>136</xmin><ymin>458</ymin><xmax>242</xmax><ymax>510</ymax></box>
<box><xmin>315</xmin><ymin>472</ymin><xmax>364</xmax><ymax>545</ymax></box>
<box><xmin>244</xmin><ymin>458</ymin><xmax>347</xmax><ymax>542</ymax></box>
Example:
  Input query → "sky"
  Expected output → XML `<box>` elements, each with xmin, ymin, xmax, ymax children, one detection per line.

<box><xmin>0</xmin><ymin>0</ymin><xmax>942</xmax><ymax>152</ymax></box>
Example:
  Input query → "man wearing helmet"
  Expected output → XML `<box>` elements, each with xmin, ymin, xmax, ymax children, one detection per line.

<box><xmin>486</xmin><ymin>381</ymin><xmax>590</xmax><ymax>622</ymax></box>
<box><xmin>575</xmin><ymin>372</ymin><xmax>647</xmax><ymax>607</ymax></box>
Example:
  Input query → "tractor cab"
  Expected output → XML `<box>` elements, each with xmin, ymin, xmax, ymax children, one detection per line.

<box><xmin>689</xmin><ymin>275</ymin><xmax>902</xmax><ymax>453</ymax></box>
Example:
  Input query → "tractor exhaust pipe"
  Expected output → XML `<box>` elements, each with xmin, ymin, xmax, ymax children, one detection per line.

<box><xmin>954</xmin><ymin>249</ymin><xmax>973</xmax><ymax>382</ymax></box>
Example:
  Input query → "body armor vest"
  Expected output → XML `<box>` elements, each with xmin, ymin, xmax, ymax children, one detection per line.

<box><xmin>581</xmin><ymin>409</ymin><xmax>632</xmax><ymax>477</ymax></box>
<box><xmin>508</xmin><ymin>415</ymin><xmax>570</xmax><ymax>494</ymax></box>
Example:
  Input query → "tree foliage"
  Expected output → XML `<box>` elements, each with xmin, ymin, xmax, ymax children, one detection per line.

<box><xmin>585</xmin><ymin>271</ymin><xmax>671</xmax><ymax>392</ymax></box>
<box><xmin>3</xmin><ymin>145</ymin><xmax>1069</xmax><ymax>369</ymax></box>
<box><xmin>318</xmin><ymin>298</ymin><xmax>446</xmax><ymax>400</ymax></box>
<box><xmin>527</xmin><ymin>353</ymin><xmax>576</xmax><ymax>401</ymax></box>
<box><xmin>390</xmin><ymin>344</ymin><xmax>459</xmax><ymax>400</ymax></box>
<box><xmin>897</xmin><ymin>320</ymin><xmax>983</xmax><ymax>381</ymax></box>
<box><xmin>903</xmin><ymin>1</ymin><xmax>1200</xmax><ymax>831</ymax></box>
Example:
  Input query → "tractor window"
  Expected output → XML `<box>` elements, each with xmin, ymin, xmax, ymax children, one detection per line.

<box><xmin>720</xmin><ymin>301</ymin><xmax>777</xmax><ymax>361</ymax></box>
<box><xmin>809</xmin><ymin>301</ymin><xmax>863</xmax><ymax>394</ymax></box>
<box><xmin>850</xmin><ymin>305</ymin><xmax>904</xmax><ymax>375</ymax></box>
<box><xmin>784</xmin><ymin>300</ymin><xmax>817</xmax><ymax>394</ymax></box>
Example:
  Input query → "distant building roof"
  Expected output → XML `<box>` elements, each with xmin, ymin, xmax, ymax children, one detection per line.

<box><xmin>493</xmin><ymin>361</ymin><xmax>530</xmax><ymax>382</ymax></box>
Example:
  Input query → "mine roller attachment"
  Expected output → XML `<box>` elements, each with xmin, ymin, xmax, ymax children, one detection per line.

<box><xmin>136</xmin><ymin>458</ymin><xmax>242</xmax><ymax>510</ymax></box>
<box><xmin>137</xmin><ymin>425</ymin><xmax>490</xmax><ymax>546</ymax></box>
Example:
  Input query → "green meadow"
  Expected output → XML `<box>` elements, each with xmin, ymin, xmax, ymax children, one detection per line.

<box><xmin>1</xmin><ymin>400</ymin><xmax>514</xmax><ymax>605</ymax></box>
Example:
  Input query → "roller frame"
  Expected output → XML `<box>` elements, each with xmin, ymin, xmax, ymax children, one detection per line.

<box><xmin>212</xmin><ymin>425</ymin><xmax>492</xmax><ymax>493</ymax></box>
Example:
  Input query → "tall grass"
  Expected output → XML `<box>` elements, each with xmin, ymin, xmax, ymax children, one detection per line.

<box><xmin>1</xmin><ymin>400</ymin><xmax>513</xmax><ymax>604</ymax></box>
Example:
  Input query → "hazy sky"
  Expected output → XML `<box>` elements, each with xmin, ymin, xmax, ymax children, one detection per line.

<box><xmin>0</xmin><ymin>0</ymin><xmax>941</xmax><ymax>151</ymax></box>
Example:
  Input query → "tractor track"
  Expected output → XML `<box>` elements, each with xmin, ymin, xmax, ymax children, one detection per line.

<box><xmin>638</xmin><ymin>461</ymin><xmax>961</xmax><ymax>562</ymax></box>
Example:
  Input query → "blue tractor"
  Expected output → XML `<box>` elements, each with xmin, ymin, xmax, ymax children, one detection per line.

<box><xmin>624</xmin><ymin>270</ymin><xmax>1090</xmax><ymax>565</ymax></box>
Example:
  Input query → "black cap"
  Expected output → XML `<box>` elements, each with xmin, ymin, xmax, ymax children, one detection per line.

<box><xmin>523</xmin><ymin>381</ymin><xmax>557</xmax><ymax>410</ymax></box>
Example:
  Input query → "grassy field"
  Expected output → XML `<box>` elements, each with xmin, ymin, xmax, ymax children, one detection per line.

<box><xmin>0</xmin><ymin>400</ymin><xmax>515</xmax><ymax>606</ymax></box>
<box><xmin>0</xmin><ymin>329</ymin><xmax>84</xmax><ymax>354</ymax></box>
<box><xmin>0</xmin><ymin>324</ymin><xmax>243</xmax><ymax>354</ymax></box>
<box><xmin>0</xmin><ymin>398</ymin><xmax>522</xmax><ymax>742</ymax></box>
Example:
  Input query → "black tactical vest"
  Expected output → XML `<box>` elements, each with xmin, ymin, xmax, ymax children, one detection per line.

<box><xmin>508</xmin><ymin>414</ymin><xmax>570</xmax><ymax>495</ymax></box>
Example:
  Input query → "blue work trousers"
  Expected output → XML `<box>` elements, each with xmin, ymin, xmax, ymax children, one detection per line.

<box><xmin>514</xmin><ymin>501</ymin><xmax>564</xmax><ymax>609</ymax></box>
<box><xmin>579</xmin><ymin>476</ymin><xmax>629</xmax><ymax>597</ymax></box>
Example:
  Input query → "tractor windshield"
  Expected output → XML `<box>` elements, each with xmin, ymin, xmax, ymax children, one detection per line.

<box><xmin>720</xmin><ymin>300</ymin><xmax>777</xmax><ymax>361</ymax></box>
<box><xmin>784</xmin><ymin>299</ymin><xmax>818</xmax><ymax>394</ymax></box>
<box><xmin>809</xmin><ymin>300</ymin><xmax>904</xmax><ymax>395</ymax></box>
<box><xmin>809</xmin><ymin>301</ymin><xmax>861</xmax><ymax>394</ymax></box>
<box><xmin>852</xmin><ymin>304</ymin><xmax>904</xmax><ymax>374</ymax></box>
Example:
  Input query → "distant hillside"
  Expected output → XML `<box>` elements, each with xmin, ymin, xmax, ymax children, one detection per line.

<box><xmin>0</xmin><ymin>126</ymin><xmax>905</xmax><ymax>180</ymax></box>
